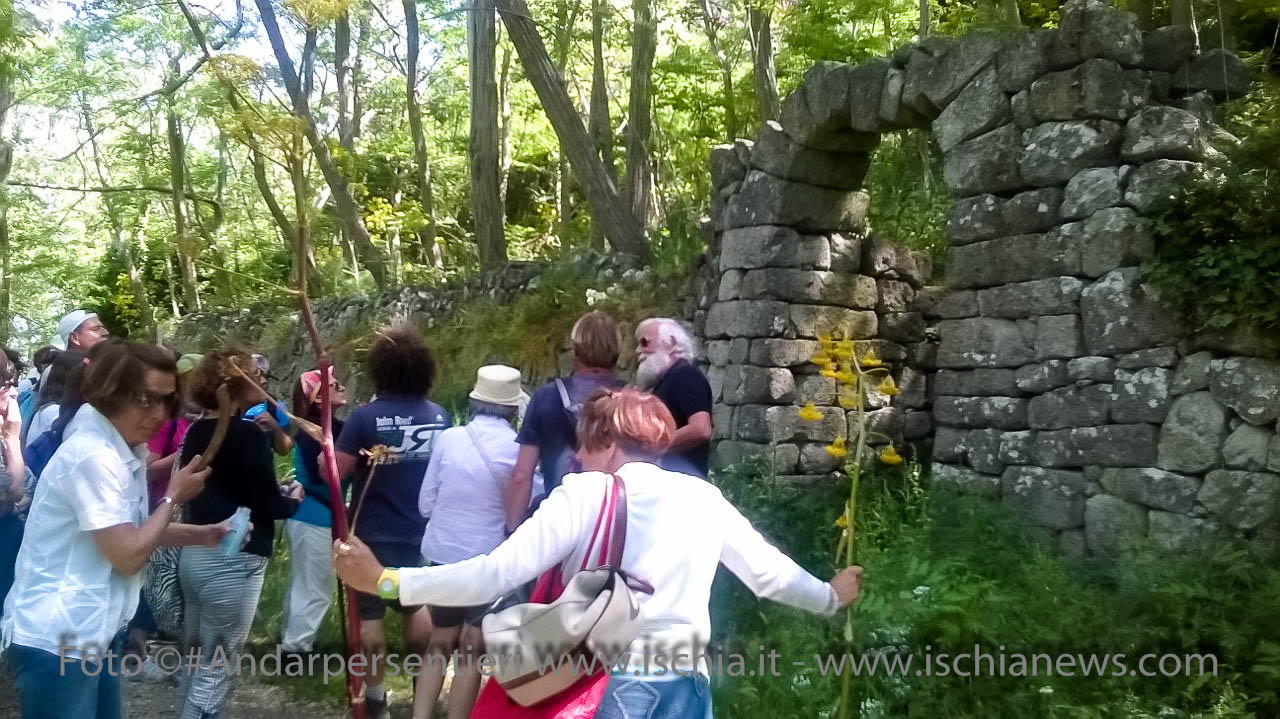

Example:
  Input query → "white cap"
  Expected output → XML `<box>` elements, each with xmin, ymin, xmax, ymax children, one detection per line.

<box><xmin>53</xmin><ymin>310</ymin><xmax>97</xmax><ymax>350</ymax></box>
<box><xmin>469</xmin><ymin>365</ymin><xmax>528</xmax><ymax>407</ymax></box>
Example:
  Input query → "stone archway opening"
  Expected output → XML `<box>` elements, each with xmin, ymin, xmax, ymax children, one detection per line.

<box><xmin>695</xmin><ymin>0</ymin><xmax>1270</xmax><ymax>558</ymax></box>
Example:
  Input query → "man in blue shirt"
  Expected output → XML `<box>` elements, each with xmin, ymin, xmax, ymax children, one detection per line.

<box><xmin>504</xmin><ymin>311</ymin><xmax>623</xmax><ymax>532</ymax></box>
<box><xmin>332</xmin><ymin>328</ymin><xmax>450</xmax><ymax>718</ymax></box>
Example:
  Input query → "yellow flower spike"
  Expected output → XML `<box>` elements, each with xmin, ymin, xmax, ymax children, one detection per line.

<box><xmin>818</xmin><ymin>332</ymin><xmax>833</xmax><ymax>347</ymax></box>
<box><xmin>810</xmin><ymin>351</ymin><xmax>832</xmax><ymax>367</ymax></box>
<box><xmin>859</xmin><ymin>350</ymin><xmax>883</xmax><ymax>368</ymax></box>
<box><xmin>836</xmin><ymin>339</ymin><xmax>855</xmax><ymax>358</ymax></box>
<box><xmin>879</xmin><ymin>445</ymin><xmax>904</xmax><ymax>465</ymax></box>
<box><xmin>833</xmin><ymin>368</ymin><xmax>856</xmax><ymax>386</ymax></box>
<box><xmin>878</xmin><ymin>375</ymin><xmax>900</xmax><ymax>397</ymax></box>
<box><xmin>837</xmin><ymin>390</ymin><xmax>859</xmax><ymax>410</ymax></box>
<box><xmin>825</xmin><ymin>436</ymin><xmax>848</xmax><ymax>458</ymax></box>
<box><xmin>820</xmin><ymin>365</ymin><xmax>838</xmax><ymax>379</ymax></box>
<box><xmin>798</xmin><ymin>402</ymin><xmax>823</xmax><ymax>422</ymax></box>
<box><xmin>834</xmin><ymin>513</ymin><xmax>849</xmax><ymax>529</ymax></box>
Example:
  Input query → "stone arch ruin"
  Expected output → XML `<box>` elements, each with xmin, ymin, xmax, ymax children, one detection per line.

<box><xmin>694</xmin><ymin>0</ymin><xmax>1278</xmax><ymax>557</ymax></box>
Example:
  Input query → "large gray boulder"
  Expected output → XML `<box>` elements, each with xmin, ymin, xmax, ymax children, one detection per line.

<box><xmin>1124</xmin><ymin>159</ymin><xmax>1199</xmax><ymax>212</ymax></box>
<box><xmin>998</xmin><ymin>30</ymin><xmax>1052</xmax><ymax>92</ymax></box>
<box><xmin>943</xmin><ymin>124</ymin><xmax>1026</xmax><ymax>197</ymax></box>
<box><xmin>720</xmin><ymin>365</ymin><xmax>795</xmax><ymax>405</ymax></box>
<box><xmin>1109</xmin><ymin>367</ymin><xmax>1173</xmax><ymax>423</ymax></box>
<box><xmin>933</xmin><ymin>67</ymin><xmax>1010</xmax><ymax>153</ymax></box>
<box><xmin>937</xmin><ymin>317</ymin><xmax>1035</xmax><ymax>369</ymax></box>
<box><xmin>710</xmin><ymin>144</ymin><xmax>746</xmax><ymax>190</ymax></box>
<box><xmin>780</xmin><ymin>62</ymin><xmax>881</xmax><ymax>152</ymax></box>
<box><xmin>999</xmin><ymin>431</ymin><xmax>1037</xmax><ymax>464</ymax></box>
<box><xmin>862</xmin><ymin>237</ymin><xmax>932</xmax><ymax>286</ymax></box>
<box><xmin>934</xmin><ymin>396</ymin><xmax>1029</xmax><ymax>429</ymax></box>
<box><xmin>1148</xmin><ymin>511</ymin><xmax>1219</xmax><ymax>552</ymax></box>
<box><xmin>739</xmin><ymin>269</ymin><xmax>877</xmax><ymax>307</ymax></box>
<box><xmin>904</xmin><ymin>31</ymin><xmax>1007</xmax><ymax>115</ymax></box>
<box><xmin>721</xmin><ymin>171</ymin><xmax>871</xmax><ymax>233</ymax></box>
<box><xmin>1016</xmin><ymin>360</ymin><xmax>1072</xmax><ymax>393</ymax></box>
<box><xmin>1208</xmin><ymin>357</ymin><xmax>1280</xmax><ymax>425</ymax></box>
<box><xmin>1002</xmin><ymin>466</ymin><xmax>1087</xmax><ymax>529</ymax></box>
<box><xmin>966</xmin><ymin>429</ymin><xmax>1007</xmax><ymax>474</ymax></box>
<box><xmin>1068</xmin><ymin>356</ymin><xmax>1116</xmax><ymax>383</ymax></box>
<box><xmin>1141</xmin><ymin>25</ymin><xmax>1198</xmax><ymax>72</ymax></box>
<box><xmin>1121</xmin><ymin>106</ymin><xmax>1211</xmax><ymax>162</ymax></box>
<box><xmin>704</xmin><ymin>300</ymin><xmax>789</xmax><ymax>338</ymax></box>
<box><xmin>719</xmin><ymin>226</ymin><xmax>831</xmax><ymax>271</ymax></box>
<box><xmin>750</xmin><ymin>121</ymin><xmax>871</xmax><ymax>190</ymax></box>
<box><xmin>947</xmin><ymin>231</ymin><xmax>1082</xmax><ymax>289</ymax></box>
<box><xmin>946</xmin><ymin>194</ymin><xmax>1004</xmax><ymax>244</ymax></box>
<box><xmin>1223</xmin><ymin>424</ymin><xmax>1274</xmax><ymax>472</ymax></box>
<box><xmin>1029</xmin><ymin>59</ymin><xmax>1149</xmax><ymax>122</ymax></box>
<box><xmin>1002</xmin><ymin>187</ymin><xmax>1064</xmax><ymax>234</ymax></box>
<box><xmin>934</xmin><ymin>463</ymin><xmax>1002</xmax><ymax>498</ymax></box>
<box><xmin>934</xmin><ymin>368</ymin><xmax>1019</xmax><ymax>396</ymax></box>
<box><xmin>1029</xmin><ymin>384</ymin><xmax>1111</xmax><ymax>429</ymax></box>
<box><xmin>1171</xmin><ymin>49</ymin><xmax>1251</xmax><ymax>101</ymax></box>
<box><xmin>975</xmin><ymin>277</ymin><xmax>1083</xmax><ymax>319</ymax></box>
<box><xmin>1062</xmin><ymin>167</ymin><xmax>1125</xmax><ymax>219</ymax></box>
<box><xmin>848</xmin><ymin>59</ymin><xmax>891</xmax><ymax>133</ymax></box>
<box><xmin>1080</xmin><ymin>268</ymin><xmax>1180</xmax><ymax>355</ymax></box>
<box><xmin>1170</xmin><ymin>351</ymin><xmax>1212</xmax><ymax>395</ymax></box>
<box><xmin>788</xmin><ymin>306</ymin><xmax>878</xmax><ymax>340</ymax></box>
<box><xmin>748</xmin><ymin>339</ymin><xmax>820</xmax><ymax>368</ymax></box>
<box><xmin>1100</xmin><ymin>467</ymin><xmax>1200</xmax><ymax>513</ymax></box>
<box><xmin>1078</xmin><ymin>207</ymin><xmax>1154</xmax><ymax>277</ymax></box>
<box><xmin>1086</xmin><ymin>495</ymin><xmax>1149</xmax><ymax>555</ymax></box>
<box><xmin>1156</xmin><ymin>391</ymin><xmax>1229</xmax><ymax>473</ymax></box>
<box><xmin>1051</xmin><ymin>0</ymin><xmax>1144</xmax><ymax>70</ymax></box>
<box><xmin>1035</xmin><ymin>424</ymin><xmax>1159</xmax><ymax>467</ymax></box>
<box><xmin>733</xmin><ymin>403</ymin><xmax>845</xmax><ymax>443</ymax></box>
<box><xmin>1020</xmin><ymin>120</ymin><xmax>1125</xmax><ymax>186</ymax></box>
<box><xmin>1035</xmin><ymin>314</ymin><xmax>1087</xmax><ymax>361</ymax></box>
<box><xmin>1198</xmin><ymin>470</ymin><xmax>1280</xmax><ymax>530</ymax></box>
<box><xmin>933</xmin><ymin>426</ymin><xmax>970</xmax><ymax>463</ymax></box>
<box><xmin>917</xmin><ymin>287</ymin><xmax>978</xmax><ymax>318</ymax></box>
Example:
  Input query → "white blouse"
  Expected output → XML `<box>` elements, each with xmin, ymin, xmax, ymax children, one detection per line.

<box><xmin>399</xmin><ymin>461</ymin><xmax>839</xmax><ymax>671</ymax></box>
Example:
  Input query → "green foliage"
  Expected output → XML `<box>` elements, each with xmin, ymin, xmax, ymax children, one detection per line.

<box><xmin>863</xmin><ymin>131</ymin><xmax>951</xmax><ymax>269</ymax></box>
<box><xmin>710</xmin><ymin>461</ymin><xmax>1280</xmax><ymax>717</ymax></box>
<box><xmin>1143</xmin><ymin>74</ymin><xmax>1280</xmax><ymax>336</ymax></box>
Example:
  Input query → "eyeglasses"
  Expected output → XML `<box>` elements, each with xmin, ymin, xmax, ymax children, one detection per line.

<box><xmin>136</xmin><ymin>390</ymin><xmax>180</xmax><ymax>414</ymax></box>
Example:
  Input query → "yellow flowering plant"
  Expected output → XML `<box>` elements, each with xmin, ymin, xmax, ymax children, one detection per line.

<box><xmin>798</xmin><ymin>337</ymin><xmax>904</xmax><ymax>719</ymax></box>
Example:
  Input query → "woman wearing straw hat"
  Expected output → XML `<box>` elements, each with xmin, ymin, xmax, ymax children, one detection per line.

<box><xmin>411</xmin><ymin>364</ymin><xmax>529</xmax><ymax>719</ymax></box>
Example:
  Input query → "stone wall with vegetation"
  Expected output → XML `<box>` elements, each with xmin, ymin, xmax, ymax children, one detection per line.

<box><xmin>699</xmin><ymin>0</ymin><xmax>1278</xmax><ymax>558</ymax></box>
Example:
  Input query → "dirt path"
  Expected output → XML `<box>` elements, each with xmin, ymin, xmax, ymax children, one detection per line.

<box><xmin>0</xmin><ymin>657</ymin><xmax>348</xmax><ymax>719</ymax></box>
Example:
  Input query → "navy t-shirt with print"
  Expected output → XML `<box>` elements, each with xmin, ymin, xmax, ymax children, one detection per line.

<box><xmin>652</xmin><ymin>359</ymin><xmax>713</xmax><ymax>478</ymax></box>
<box><xmin>336</xmin><ymin>395</ymin><xmax>451</xmax><ymax>545</ymax></box>
<box><xmin>516</xmin><ymin>373</ymin><xmax>621</xmax><ymax>495</ymax></box>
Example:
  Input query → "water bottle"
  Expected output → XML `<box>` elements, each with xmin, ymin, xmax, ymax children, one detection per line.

<box><xmin>219</xmin><ymin>507</ymin><xmax>252</xmax><ymax>557</ymax></box>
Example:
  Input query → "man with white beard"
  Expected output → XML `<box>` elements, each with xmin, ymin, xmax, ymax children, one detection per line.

<box><xmin>633</xmin><ymin>317</ymin><xmax>712</xmax><ymax>478</ymax></box>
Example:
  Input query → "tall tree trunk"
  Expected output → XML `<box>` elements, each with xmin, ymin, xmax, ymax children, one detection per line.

<box><xmin>625</xmin><ymin>0</ymin><xmax>657</xmax><ymax>230</ymax></box>
<box><xmin>470</xmin><ymin>0</ymin><xmax>506</xmax><ymax>268</ymax></box>
<box><xmin>165</xmin><ymin>64</ymin><xmax>200</xmax><ymax>311</ymax></box>
<box><xmin>254</xmin><ymin>0</ymin><xmax>387</xmax><ymax>288</ymax></box>
<box><xmin>499</xmin><ymin>43</ymin><xmax>514</xmax><ymax>207</ymax></box>
<box><xmin>404</xmin><ymin>0</ymin><xmax>441</xmax><ymax>269</ymax></box>
<box><xmin>1216</xmin><ymin>0</ymin><xmax>1235</xmax><ymax>52</ymax></box>
<box><xmin>497</xmin><ymin>0</ymin><xmax>647</xmax><ymax>256</ymax></box>
<box><xmin>552</xmin><ymin>0</ymin><xmax>580</xmax><ymax>243</ymax></box>
<box><xmin>82</xmin><ymin>101</ymin><xmax>156</xmax><ymax>337</ymax></box>
<box><xmin>1172</xmin><ymin>0</ymin><xmax>1200</xmax><ymax>51</ymax></box>
<box><xmin>353</xmin><ymin>15</ymin><xmax>369</xmax><ymax>144</ymax></box>
<box><xmin>0</xmin><ymin>68</ymin><xmax>14</xmax><ymax>341</ymax></box>
<box><xmin>1129</xmin><ymin>0</ymin><xmax>1155</xmax><ymax>30</ymax></box>
<box><xmin>747</xmin><ymin>6</ymin><xmax>779</xmax><ymax>124</ymax></box>
<box><xmin>588</xmin><ymin>0</ymin><xmax>614</xmax><ymax>249</ymax></box>
<box><xmin>1000</xmin><ymin>0</ymin><xmax>1021</xmax><ymax>27</ymax></box>
<box><xmin>919</xmin><ymin>0</ymin><xmax>930</xmax><ymax>38</ymax></box>
<box><xmin>697</xmin><ymin>0</ymin><xmax>738</xmax><ymax>141</ymax></box>
<box><xmin>335</xmin><ymin>12</ymin><xmax>355</xmax><ymax>150</ymax></box>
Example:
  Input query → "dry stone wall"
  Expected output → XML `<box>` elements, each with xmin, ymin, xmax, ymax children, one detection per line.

<box><xmin>698</xmin><ymin>0</ymin><xmax>1279</xmax><ymax>557</ymax></box>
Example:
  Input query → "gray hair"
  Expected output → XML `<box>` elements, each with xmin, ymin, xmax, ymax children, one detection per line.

<box><xmin>469</xmin><ymin>398</ymin><xmax>519</xmax><ymax>421</ymax></box>
<box><xmin>637</xmin><ymin>317</ymin><xmax>697</xmax><ymax>361</ymax></box>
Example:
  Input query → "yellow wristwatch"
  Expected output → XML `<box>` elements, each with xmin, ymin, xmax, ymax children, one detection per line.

<box><xmin>376</xmin><ymin>568</ymin><xmax>400</xmax><ymax>600</ymax></box>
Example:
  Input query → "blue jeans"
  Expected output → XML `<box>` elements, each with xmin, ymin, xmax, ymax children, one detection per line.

<box><xmin>7</xmin><ymin>635</ymin><xmax>125</xmax><ymax>719</ymax></box>
<box><xmin>0</xmin><ymin>513</ymin><xmax>25</xmax><ymax>616</ymax></box>
<box><xmin>595</xmin><ymin>674</ymin><xmax>713</xmax><ymax>719</ymax></box>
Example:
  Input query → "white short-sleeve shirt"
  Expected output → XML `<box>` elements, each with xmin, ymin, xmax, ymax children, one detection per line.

<box><xmin>2</xmin><ymin>404</ymin><xmax>150</xmax><ymax>659</ymax></box>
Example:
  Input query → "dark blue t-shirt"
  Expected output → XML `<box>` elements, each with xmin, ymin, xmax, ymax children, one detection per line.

<box><xmin>336</xmin><ymin>395</ymin><xmax>451</xmax><ymax>545</ymax></box>
<box><xmin>652</xmin><ymin>359</ymin><xmax>713</xmax><ymax>478</ymax></box>
<box><xmin>515</xmin><ymin>372</ymin><xmax>622</xmax><ymax>494</ymax></box>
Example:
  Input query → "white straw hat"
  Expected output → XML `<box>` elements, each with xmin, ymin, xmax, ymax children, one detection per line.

<box><xmin>469</xmin><ymin>365</ymin><xmax>527</xmax><ymax>407</ymax></box>
<box><xmin>53</xmin><ymin>310</ymin><xmax>97</xmax><ymax>350</ymax></box>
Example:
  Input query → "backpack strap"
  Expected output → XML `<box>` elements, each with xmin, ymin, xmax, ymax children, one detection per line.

<box><xmin>555</xmin><ymin>377</ymin><xmax>572</xmax><ymax>410</ymax></box>
<box><xmin>465</xmin><ymin>422</ymin><xmax>508</xmax><ymax>488</ymax></box>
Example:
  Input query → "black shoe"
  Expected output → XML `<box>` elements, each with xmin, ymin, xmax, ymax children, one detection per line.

<box><xmin>365</xmin><ymin>691</ymin><xmax>390</xmax><ymax>719</ymax></box>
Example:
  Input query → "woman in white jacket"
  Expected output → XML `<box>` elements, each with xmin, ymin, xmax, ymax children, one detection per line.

<box><xmin>336</xmin><ymin>387</ymin><xmax>862</xmax><ymax>718</ymax></box>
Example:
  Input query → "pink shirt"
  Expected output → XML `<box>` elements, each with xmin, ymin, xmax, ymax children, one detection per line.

<box><xmin>146</xmin><ymin>417</ymin><xmax>191</xmax><ymax>508</ymax></box>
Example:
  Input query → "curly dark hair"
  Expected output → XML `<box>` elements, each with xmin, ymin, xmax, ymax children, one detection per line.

<box><xmin>367</xmin><ymin>328</ymin><xmax>436</xmax><ymax>397</ymax></box>
<box><xmin>187</xmin><ymin>347</ymin><xmax>260</xmax><ymax>411</ymax></box>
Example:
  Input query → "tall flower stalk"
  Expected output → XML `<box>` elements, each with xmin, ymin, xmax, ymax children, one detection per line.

<box><xmin>801</xmin><ymin>334</ymin><xmax>901</xmax><ymax>719</ymax></box>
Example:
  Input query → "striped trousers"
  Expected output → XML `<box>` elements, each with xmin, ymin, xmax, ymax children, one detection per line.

<box><xmin>175</xmin><ymin>545</ymin><xmax>268</xmax><ymax>719</ymax></box>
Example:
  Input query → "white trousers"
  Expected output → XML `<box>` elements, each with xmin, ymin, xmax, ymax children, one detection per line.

<box><xmin>281</xmin><ymin>519</ymin><xmax>336</xmax><ymax>652</ymax></box>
